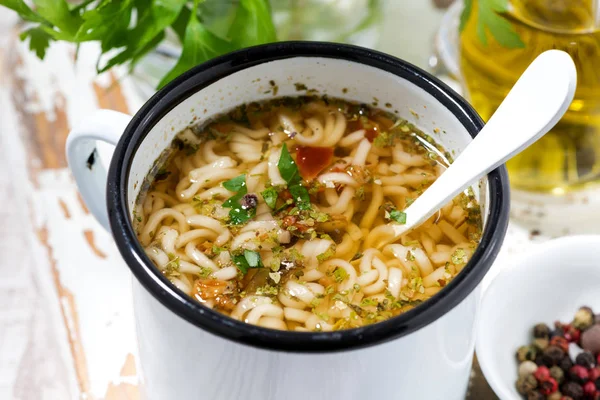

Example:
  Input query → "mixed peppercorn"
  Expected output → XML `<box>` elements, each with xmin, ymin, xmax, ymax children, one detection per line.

<box><xmin>516</xmin><ymin>306</ymin><xmax>600</xmax><ymax>399</ymax></box>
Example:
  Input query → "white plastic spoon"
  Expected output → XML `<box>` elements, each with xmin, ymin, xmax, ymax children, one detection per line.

<box><xmin>383</xmin><ymin>50</ymin><xmax>577</xmax><ymax>245</ymax></box>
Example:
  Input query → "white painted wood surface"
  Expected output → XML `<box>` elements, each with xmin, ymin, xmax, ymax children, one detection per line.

<box><xmin>1</xmin><ymin>4</ymin><xmax>599</xmax><ymax>399</ymax></box>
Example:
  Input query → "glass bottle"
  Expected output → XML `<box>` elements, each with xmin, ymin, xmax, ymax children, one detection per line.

<box><xmin>459</xmin><ymin>0</ymin><xmax>600</xmax><ymax>194</ymax></box>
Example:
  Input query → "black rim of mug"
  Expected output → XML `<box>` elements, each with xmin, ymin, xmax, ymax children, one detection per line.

<box><xmin>106</xmin><ymin>41</ymin><xmax>510</xmax><ymax>352</ymax></box>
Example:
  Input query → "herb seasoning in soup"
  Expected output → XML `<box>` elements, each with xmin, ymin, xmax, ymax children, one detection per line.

<box><xmin>134</xmin><ymin>96</ymin><xmax>482</xmax><ymax>332</ymax></box>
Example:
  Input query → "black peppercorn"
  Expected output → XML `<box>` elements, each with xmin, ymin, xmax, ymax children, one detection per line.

<box><xmin>527</xmin><ymin>390</ymin><xmax>545</xmax><ymax>400</ymax></box>
<box><xmin>561</xmin><ymin>382</ymin><xmax>583</xmax><ymax>399</ymax></box>
<box><xmin>559</xmin><ymin>355</ymin><xmax>574</xmax><ymax>372</ymax></box>
<box><xmin>517</xmin><ymin>375</ymin><xmax>539</xmax><ymax>395</ymax></box>
<box><xmin>240</xmin><ymin>193</ymin><xmax>258</xmax><ymax>210</ymax></box>
<box><xmin>575</xmin><ymin>351</ymin><xmax>595</xmax><ymax>369</ymax></box>
<box><xmin>550</xmin><ymin>366</ymin><xmax>565</xmax><ymax>384</ymax></box>
<box><xmin>573</xmin><ymin>306</ymin><xmax>595</xmax><ymax>330</ymax></box>
<box><xmin>542</xmin><ymin>345</ymin><xmax>565</xmax><ymax>367</ymax></box>
<box><xmin>551</xmin><ymin>327</ymin><xmax>565</xmax><ymax>338</ymax></box>
<box><xmin>534</xmin><ymin>323</ymin><xmax>551</xmax><ymax>339</ymax></box>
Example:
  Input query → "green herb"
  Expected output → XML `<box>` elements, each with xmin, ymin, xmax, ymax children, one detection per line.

<box><xmin>360</xmin><ymin>298</ymin><xmax>379</xmax><ymax>307</ymax></box>
<box><xmin>211</xmin><ymin>245</ymin><xmax>224</xmax><ymax>255</ymax></box>
<box><xmin>3</xmin><ymin>0</ymin><xmax>277</xmax><ymax>87</ymax></box>
<box><xmin>373</xmin><ymin>131</ymin><xmax>393</xmax><ymax>147</ymax></box>
<box><xmin>164</xmin><ymin>253</ymin><xmax>181</xmax><ymax>278</ymax></box>
<box><xmin>355</xmin><ymin>186</ymin><xmax>365</xmax><ymax>201</ymax></box>
<box><xmin>232</xmin><ymin>249</ymin><xmax>263</xmax><ymax>274</ymax></box>
<box><xmin>223</xmin><ymin>174</ymin><xmax>247</xmax><ymax>192</ymax></box>
<box><xmin>389</xmin><ymin>209</ymin><xmax>407</xmax><ymax>224</ymax></box>
<box><xmin>294</xmin><ymin>82</ymin><xmax>307</xmax><ymax>91</ymax></box>
<box><xmin>333</xmin><ymin>267</ymin><xmax>348</xmax><ymax>283</ymax></box>
<box><xmin>460</xmin><ymin>0</ymin><xmax>525</xmax><ymax>49</ymax></box>
<box><xmin>289</xmin><ymin>183</ymin><xmax>311</xmax><ymax>210</ymax></box>
<box><xmin>256</xmin><ymin>284</ymin><xmax>278</xmax><ymax>296</ymax></box>
<box><xmin>451</xmin><ymin>248</ymin><xmax>467</xmax><ymax>265</ymax></box>
<box><xmin>316</xmin><ymin>246</ymin><xmax>335</xmax><ymax>263</ymax></box>
<box><xmin>222</xmin><ymin>174</ymin><xmax>255</xmax><ymax>225</ymax></box>
<box><xmin>277</xmin><ymin>143</ymin><xmax>312</xmax><ymax>210</ymax></box>
<box><xmin>277</xmin><ymin>143</ymin><xmax>300</xmax><ymax>183</ymax></box>
<box><xmin>198</xmin><ymin>266</ymin><xmax>213</xmax><ymax>278</ymax></box>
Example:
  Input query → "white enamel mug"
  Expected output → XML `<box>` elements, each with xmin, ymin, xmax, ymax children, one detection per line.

<box><xmin>66</xmin><ymin>42</ymin><xmax>509</xmax><ymax>400</ymax></box>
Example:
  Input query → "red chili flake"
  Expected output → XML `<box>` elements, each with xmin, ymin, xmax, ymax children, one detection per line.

<box><xmin>296</xmin><ymin>146</ymin><xmax>334</xmax><ymax>180</ymax></box>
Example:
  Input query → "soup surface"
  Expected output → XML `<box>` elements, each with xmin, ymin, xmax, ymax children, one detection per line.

<box><xmin>134</xmin><ymin>96</ymin><xmax>482</xmax><ymax>332</ymax></box>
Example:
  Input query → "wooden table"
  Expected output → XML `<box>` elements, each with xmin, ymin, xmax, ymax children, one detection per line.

<box><xmin>2</xmin><ymin>8</ymin><xmax>599</xmax><ymax>400</ymax></box>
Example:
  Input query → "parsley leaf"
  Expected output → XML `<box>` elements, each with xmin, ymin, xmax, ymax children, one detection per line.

<box><xmin>389</xmin><ymin>209</ymin><xmax>407</xmax><ymax>224</ymax></box>
<box><xmin>19</xmin><ymin>27</ymin><xmax>51</xmax><ymax>59</ymax></box>
<box><xmin>460</xmin><ymin>0</ymin><xmax>524</xmax><ymax>49</ymax></box>
<box><xmin>277</xmin><ymin>143</ymin><xmax>312</xmax><ymax>210</ymax></box>
<box><xmin>289</xmin><ymin>184</ymin><xmax>311</xmax><ymax>211</ymax></box>
<box><xmin>97</xmin><ymin>0</ymin><xmax>187</xmax><ymax>73</ymax></box>
<box><xmin>0</xmin><ymin>0</ymin><xmax>49</xmax><ymax>24</ymax></box>
<box><xmin>223</xmin><ymin>174</ymin><xmax>247</xmax><ymax>192</ymax></box>
<box><xmin>232</xmin><ymin>254</ymin><xmax>250</xmax><ymax>274</ymax></box>
<box><xmin>222</xmin><ymin>174</ymin><xmax>256</xmax><ymax>225</ymax></box>
<box><xmin>233</xmin><ymin>250</ymin><xmax>263</xmax><ymax>274</ymax></box>
<box><xmin>278</xmin><ymin>143</ymin><xmax>300</xmax><ymax>184</ymax></box>
<box><xmin>33</xmin><ymin>0</ymin><xmax>82</xmax><ymax>38</ymax></box>
<box><xmin>244</xmin><ymin>249</ymin><xmax>262</xmax><ymax>268</ymax></box>
<box><xmin>229</xmin><ymin>0</ymin><xmax>276</xmax><ymax>49</ymax></box>
<box><xmin>229</xmin><ymin>204</ymin><xmax>256</xmax><ymax>225</ymax></box>
<box><xmin>261</xmin><ymin>187</ymin><xmax>278</xmax><ymax>209</ymax></box>
<box><xmin>4</xmin><ymin>0</ymin><xmax>280</xmax><ymax>88</ymax></box>
<box><xmin>157</xmin><ymin>0</ymin><xmax>232</xmax><ymax>88</ymax></box>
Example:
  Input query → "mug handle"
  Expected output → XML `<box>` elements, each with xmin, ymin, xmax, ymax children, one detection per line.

<box><xmin>66</xmin><ymin>109</ymin><xmax>132</xmax><ymax>231</ymax></box>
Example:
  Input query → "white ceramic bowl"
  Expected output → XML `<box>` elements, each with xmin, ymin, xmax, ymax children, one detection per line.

<box><xmin>476</xmin><ymin>235</ymin><xmax>600</xmax><ymax>399</ymax></box>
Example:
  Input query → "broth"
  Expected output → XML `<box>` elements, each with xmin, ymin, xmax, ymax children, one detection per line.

<box><xmin>133</xmin><ymin>96</ymin><xmax>482</xmax><ymax>332</ymax></box>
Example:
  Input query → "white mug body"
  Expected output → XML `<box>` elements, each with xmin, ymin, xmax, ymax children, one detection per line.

<box><xmin>66</xmin><ymin>43</ymin><xmax>509</xmax><ymax>400</ymax></box>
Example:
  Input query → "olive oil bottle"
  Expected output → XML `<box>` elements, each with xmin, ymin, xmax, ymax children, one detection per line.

<box><xmin>460</xmin><ymin>0</ymin><xmax>600</xmax><ymax>193</ymax></box>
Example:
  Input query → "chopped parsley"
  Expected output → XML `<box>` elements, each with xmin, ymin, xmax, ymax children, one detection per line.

<box><xmin>164</xmin><ymin>253</ymin><xmax>180</xmax><ymax>278</ymax></box>
<box><xmin>261</xmin><ymin>187</ymin><xmax>278</xmax><ymax>209</ymax></box>
<box><xmin>316</xmin><ymin>246</ymin><xmax>335</xmax><ymax>263</ymax></box>
<box><xmin>451</xmin><ymin>248</ymin><xmax>467</xmax><ymax>265</ymax></box>
<box><xmin>389</xmin><ymin>209</ymin><xmax>407</xmax><ymax>224</ymax></box>
<box><xmin>333</xmin><ymin>267</ymin><xmax>348</xmax><ymax>283</ymax></box>
<box><xmin>361</xmin><ymin>298</ymin><xmax>379</xmax><ymax>307</ymax></box>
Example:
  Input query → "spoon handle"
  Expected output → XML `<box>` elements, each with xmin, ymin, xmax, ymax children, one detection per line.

<box><xmin>390</xmin><ymin>50</ymin><xmax>577</xmax><ymax>239</ymax></box>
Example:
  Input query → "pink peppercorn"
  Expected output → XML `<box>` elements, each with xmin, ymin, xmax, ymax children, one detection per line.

<box><xmin>535</xmin><ymin>366</ymin><xmax>552</xmax><ymax>381</ymax></box>
<box><xmin>589</xmin><ymin>367</ymin><xmax>600</xmax><ymax>383</ymax></box>
<box><xmin>540</xmin><ymin>377</ymin><xmax>559</xmax><ymax>395</ymax></box>
<box><xmin>569</xmin><ymin>365</ymin><xmax>589</xmax><ymax>384</ymax></box>
<box><xmin>583</xmin><ymin>381</ymin><xmax>597</xmax><ymax>398</ymax></box>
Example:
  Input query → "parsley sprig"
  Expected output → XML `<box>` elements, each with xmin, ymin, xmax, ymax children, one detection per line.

<box><xmin>2</xmin><ymin>0</ymin><xmax>276</xmax><ymax>88</ymax></box>
<box><xmin>460</xmin><ymin>0</ymin><xmax>525</xmax><ymax>49</ymax></box>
